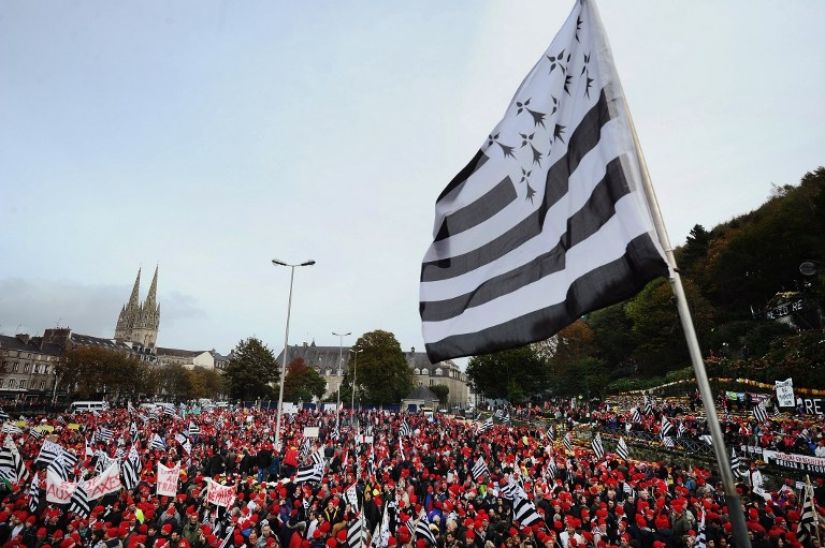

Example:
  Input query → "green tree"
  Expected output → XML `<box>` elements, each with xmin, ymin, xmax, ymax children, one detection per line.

<box><xmin>283</xmin><ymin>357</ymin><xmax>327</xmax><ymax>402</ymax></box>
<box><xmin>58</xmin><ymin>347</ymin><xmax>153</xmax><ymax>399</ymax></box>
<box><xmin>430</xmin><ymin>384</ymin><xmax>449</xmax><ymax>406</ymax></box>
<box><xmin>342</xmin><ymin>330</ymin><xmax>412</xmax><ymax>405</ymax></box>
<box><xmin>224</xmin><ymin>338</ymin><xmax>277</xmax><ymax>400</ymax></box>
<box><xmin>467</xmin><ymin>345</ymin><xmax>548</xmax><ymax>402</ymax></box>
<box><xmin>625</xmin><ymin>277</ymin><xmax>714</xmax><ymax>376</ymax></box>
<box><xmin>160</xmin><ymin>364</ymin><xmax>193</xmax><ymax>399</ymax></box>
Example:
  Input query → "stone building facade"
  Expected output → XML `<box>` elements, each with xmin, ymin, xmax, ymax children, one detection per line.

<box><xmin>114</xmin><ymin>267</ymin><xmax>160</xmax><ymax>348</ymax></box>
<box><xmin>276</xmin><ymin>341</ymin><xmax>470</xmax><ymax>406</ymax></box>
<box><xmin>0</xmin><ymin>334</ymin><xmax>63</xmax><ymax>396</ymax></box>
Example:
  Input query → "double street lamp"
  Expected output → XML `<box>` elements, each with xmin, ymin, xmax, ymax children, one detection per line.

<box><xmin>332</xmin><ymin>331</ymin><xmax>350</xmax><ymax>429</ymax></box>
<box><xmin>349</xmin><ymin>348</ymin><xmax>363</xmax><ymax>428</ymax></box>
<box><xmin>272</xmin><ymin>258</ymin><xmax>315</xmax><ymax>449</ymax></box>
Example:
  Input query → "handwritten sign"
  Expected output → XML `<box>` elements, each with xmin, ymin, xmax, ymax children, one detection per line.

<box><xmin>156</xmin><ymin>461</ymin><xmax>180</xmax><ymax>497</ymax></box>
<box><xmin>303</xmin><ymin>427</ymin><xmax>320</xmax><ymax>439</ymax></box>
<box><xmin>46</xmin><ymin>470</ymin><xmax>76</xmax><ymax>504</ymax></box>
<box><xmin>775</xmin><ymin>378</ymin><xmax>795</xmax><ymax>407</ymax></box>
<box><xmin>206</xmin><ymin>479</ymin><xmax>236</xmax><ymax>508</ymax></box>
<box><xmin>85</xmin><ymin>462</ymin><xmax>122</xmax><ymax>499</ymax></box>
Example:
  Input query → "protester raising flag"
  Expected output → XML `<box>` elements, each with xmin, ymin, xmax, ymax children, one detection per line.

<box><xmin>591</xmin><ymin>433</ymin><xmax>604</xmax><ymax>460</ymax></box>
<box><xmin>616</xmin><ymin>436</ymin><xmax>629</xmax><ymax>461</ymax></box>
<box><xmin>419</xmin><ymin>0</ymin><xmax>669</xmax><ymax>362</ymax></box>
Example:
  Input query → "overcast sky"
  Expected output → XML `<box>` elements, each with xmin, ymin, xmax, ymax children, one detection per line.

<box><xmin>1</xmin><ymin>1</ymin><xmax>823</xmax><ymax>359</ymax></box>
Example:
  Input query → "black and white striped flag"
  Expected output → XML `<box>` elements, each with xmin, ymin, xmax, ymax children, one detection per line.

<box><xmin>189</xmin><ymin>421</ymin><xmax>201</xmax><ymax>437</ymax></box>
<box><xmin>563</xmin><ymin>432</ymin><xmax>573</xmax><ymax>452</ymax></box>
<box><xmin>677</xmin><ymin>421</ymin><xmax>687</xmax><ymax>438</ymax></box>
<box><xmin>299</xmin><ymin>438</ymin><xmax>311</xmax><ymax>462</ymax></box>
<box><xmin>69</xmin><ymin>482</ymin><xmax>90</xmax><ymax>518</ymax></box>
<box><xmin>471</xmin><ymin>457</ymin><xmax>488</xmax><ymax>481</ymax></box>
<box><xmin>0</xmin><ymin>441</ymin><xmax>28</xmax><ymax>484</ymax></box>
<box><xmin>98</xmin><ymin>427</ymin><xmax>114</xmax><ymax>442</ymax></box>
<box><xmin>122</xmin><ymin>458</ymin><xmax>139</xmax><ymax>491</ymax></box>
<box><xmin>659</xmin><ymin>416</ymin><xmax>673</xmax><ymax>440</ymax></box>
<box><xmin>591</xmin><ymin>432</ymin><xmax>604</xmax><ymax>460</ymax></box>
<box><xmin>478</xmin><ymin>417</ymin><xmax>494</xmax><ymax>434</ymax></box>
<box><xmin>512</xmin><ymin>493</ymin><xmax>542</xmax><ymax>528</ymax></box>
<box><xmin>311</xmin><ymin>450</ymin><xmax>325</xmax><ymax>467</ymax></box>
<box><xmin>414</xmin><ymin>513</ymin><xmax>437</xmax><ymax>546</ymax></box>
<box><xmin>0</xmin><ymin>410</ymin><xmax>8</xmax><ymax>421</ymax></box>
<box><xmin>36</xmin><ymin>440</ymin><xmax>63</xmax><ymax>466</ymax></box>
<box><xmin>149</xmin><ymin>433</ymin><xmax>166</xmax><ymax>450</ymax></box>
<box><xmin>345</xmin><ymin>483</ymin><xmax>359</xmax><ymax>512</ymax></box>
<box><xmin>730</xmin><ymin>447</ymin><xmax>744</xmax><ymax>479</ymax></box>
<box><xmin>418</xmin><ymin>0</ymin><xmax>668</xmax><ymax>362</ymax></box>
<box><xmin>662</xmin><ymin>436</ymin><xmax>675</xmax><ymax>449</ymax></box>
<box><xmin>399</xmin><ymin>418</ymin><xmax>411</xmax><ymax>438</ymax></box>
<box><xmin>294</xmin><ymin>463</ymin><xmax>325</xmax><ymax>485</ymax></box>
<box><xmin>546</xmin><ymin>458</ymin><xmax>558</xmax><ymax>480</ymax></box>
<box><xmin>29</xmin><ymin>427</ymin><xmax>44</xmax><ymax>440</ymax></box>
<box><xmin>616</xmin><ymin>436</ymin><xmax>629</xmax><ymax>461</ymax></box>
<box><xmin>631</xmin><ymin>407</ymin><xmax>642</xmax><ymax>424</ymax></box>
<box><xmin>546</xmin><ymin>424</ymin><xmax>555</xmax><ymax>442</ymax></box>
<box><xmin>644</xmin><ymin>395</ymin><xmax>654</xmax><ymax>415</ymax></box>
<box><xmin>753</xmin><ymin>402</ymin><xmax>769</xmax><ymax>423</ymax></box>
<box><xmin>28</xmin><ymin>473</ymin><xmax>40</xmax><ymax>513</ymax></box>
<box><xmin>699</xmin><ymin>434</ymin><xmax>713</xmax><ymax>446</ymax></box>
<box><xmin>347</xmin><ymin>513</ymin><xmax>367</xmax><ymax>548</ymax></box>
<box><xmin>797</xmin><ymin>483</ymin><xmax>815</xmax><ymax>547</ymax></box>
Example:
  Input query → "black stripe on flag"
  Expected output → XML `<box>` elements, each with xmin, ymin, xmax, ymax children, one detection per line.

<box><xmin>436</xmin><ymin>149</ymin><xmax>489</xmax><ymax>204</ymax></box>
<box><xmin>424</xmin><ymin>233</ymin><xmax>666</xmax><ymax>361</ymax></box>
<box><xmin>513</xmin><ymin>495</ymin><xmax>542</xmax><ymax>528</ymax></box>
<box><xmin>69</xmin><ymin>483</ymin><xmax>90</xmax><ymax>518</ymax></box>
<box><xmin>435</xmin><ymin>177</ymin><xmax>517</xmax><ymax>242</ymax></box>
<box><xmin>421</xmin><ymin>157</ymin><xmax>632</xmax><ymax>322</ymax></box>
<box><xmin>421</xmin><ymin>91</ymin><xmax>612</xmax><ymax>284</ymax></box>
<box><xmin>414</xmin><ymin>518</ymin><xmax>437</xmax><ymax>546</ymax></box>
<box><xmin>471</xmin><ymin>457</ymin><xmax>488</xmax><ymax>481</ymax></box>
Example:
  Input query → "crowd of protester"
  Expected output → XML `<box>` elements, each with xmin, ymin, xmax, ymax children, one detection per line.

<box><xmin>0</xmin><ymin>402</ymin><xmax>823</xmax><ymax>548</ymax></box>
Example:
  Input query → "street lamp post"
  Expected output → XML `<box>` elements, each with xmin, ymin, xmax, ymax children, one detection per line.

<box><xmin>349</xmin><ymin>348</ymin><xmax>363</xmax><ymax>429</ymax></box>
<box><xmin>332</xmin><ymin>331</ymin><xmax>350</xmax><ymax>430</ymax></box>
<box><xmin>272</xmin><ymin>258</ymin><xmax>315</xmax><ymax>450</ymax></box>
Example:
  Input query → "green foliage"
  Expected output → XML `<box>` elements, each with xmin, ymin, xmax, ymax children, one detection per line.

<box><xmin>430</xmin><ymin>384</ymin><xmax>449</xmax><ymax>405</ymax></box>
<box><xmin>467</xmin><ymin>345</ymin><xmax>548</xmax><ymax>402</ymax></box>
<box><xmin>283</xmin><ymin>357</ymin><xmax>327</xmax><ymax>402</ymax></box>
<box><xmin>344</xmin><ymin>330</ymin><xmax>412</xmax><ymax>405</ymax></box>
<box><xmin>224</xmin><ymin>338</ymin><xmax>277</xmax><ymax>400</ymax></box>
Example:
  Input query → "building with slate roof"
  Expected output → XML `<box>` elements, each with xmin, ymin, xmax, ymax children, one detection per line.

<box><xmin>275</xmin><ymin>341</ymin><xmax>471</xmax><ymax>406</ymax></box>
<box><xmin>0</xmin><ymin>333</ymin><xmax>63</xmax><ymax>397</ymax></box>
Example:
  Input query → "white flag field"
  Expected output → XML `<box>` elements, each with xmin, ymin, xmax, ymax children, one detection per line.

<box><xmin>419</xmin><ymin>0</ymin><xmax>669</xmax><ymax>361</ymax></box>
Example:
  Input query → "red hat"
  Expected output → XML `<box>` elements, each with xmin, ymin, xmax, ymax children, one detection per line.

<box><xmin>161</xmin><ymin>523</ymin><xmax>173</xmax><ymax>535</ymax></box>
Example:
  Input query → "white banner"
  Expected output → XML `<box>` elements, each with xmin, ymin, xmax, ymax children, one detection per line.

<box><xmin>156</xmin><ymin>461</ymin><xmax>180</xmax><ymax>497</ymax></box>
<box><xmin>303</xmin><ymin>427</ymin><xmax>320</xmax><ymax>439</ymax></box>
<box><xmin>762</xmin><ymin>449</ymin><xmax>825</xmax><ymax>474</ymax></box>
<box><xmin>46</xmin><ymin>470</ymin><xmax>76</xmax><ymax>504</ymax></box>
<box><xmin>85</xmin><ymin>462</ymin><xmax>122</xmax><ymax>500</ymax></box>
<box><xmin>206</xmin><ymin>479</ymin><xmax>236</xmax><ymax>508</ymax></box>
<box><xmin>282</xmin><ymin>402</ymin><xmax>299</xmax><ymax>414</ymax></box>
<box><xmin>775</xmin><ymin>378</ymin><xmax>795</xmax><ymax>407</ymax></box>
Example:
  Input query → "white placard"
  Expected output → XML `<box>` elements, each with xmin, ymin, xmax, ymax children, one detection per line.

<box><xmin>775</xmin><ymin>378</ymin><xmax>795</xmax><ymax>407</ymax></box>
<box><xmin>303</xmin><ymin>427</ymin><xmax>320</xmax><ymax>439</ymax></box>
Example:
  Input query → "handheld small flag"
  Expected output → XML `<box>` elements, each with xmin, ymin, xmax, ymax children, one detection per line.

<box><xmin>591</xmin><ymin>432</ymin><xmax>604</xmax><ymax>460</ymax></box>
<box><xmin>616</xmin><ymin>436</ymin><xmax>629</xmax><ymax>461</ymax></box>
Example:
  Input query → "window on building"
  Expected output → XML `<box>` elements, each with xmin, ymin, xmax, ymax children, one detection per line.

<box><xmin>414</xmin><ymin>368</ymin><xmax>420</xmax><ymax>375</ymax></box>
<box><xmin>421</xmin><ymin>368</ymin><xmax>429</xmax><ymax>375</ymax></box>
<box><xmin>18</xmin><ymin>380</ymin><xmax>26</xmax><ymax>389</ymax></box>
<box><xmin>0</xmin><ymin>380</ymin><xmax>3</xmax><ymax>388</ymax></box>
<box><xmin>429</xmin><ymin>379</ymin><xmax>434</xmax><ymax>386</ymax></box>
<box><xmin>435</xmin><ymin>368</ymin><xmax>443</xmax><ymax>376</ymax></box>
<box><xmin>12</xmin><ymin>363</ymin><xmax>18</xmax><ymax>373</ymax></box>
<box><xmin>23</xmin><ymin>363</ymin><xmax>30</xmax><ymax>373</ymax></box>
<box><xmin>40</xmin><ymin>381</ymin><xmax>46</xmax><ymax>389</ymax></box>
<box><xmin>7</xmin><ymin>380</ymin><xmax>15</xmax><ymax>388</ymax></box>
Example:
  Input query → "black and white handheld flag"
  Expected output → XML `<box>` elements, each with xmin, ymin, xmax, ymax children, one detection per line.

<box><xmin>546</xmin><ymin>424</ymin><xmax>555</xmax><ymax>442</ymax></box>
<box><xmin>659</xmin><ymin>416</ymin><xmax>673</xmax><ymax>440</ymax></box>
<box><xmin>399</xmin><ymin>418</ymin><xmax>411</xmax><ymax>438</ymax></box>
<box><xmin>414</xmin><ymin>512</ymin><xmax>437</xmax><ymax>546</ymax></box>
<box><xmin>347</xmin><ymin>512</ymin><xmax>367</xmax><ymax>548</ymax></box>
<box><xmin>0</xmin><ymin>440</ymin><xmax>28</xmax><ymax>484</ymax></box>
<box><xmin>294</xmin><ymin>463</ymin><xmax>325</xmax><ymax>485</ymax></box>
<box><xmin>563</xmin><ymin>432</ymin><xmax>573</xmax><ymax>452</ymax></box>
<box><xmin>631</xmin><ymin>407</ymin><xmax>642</xmax><ymax>424</ymax></box>
<box><xmin>616</xmin><ymin>436</ymin><xmax>629</xmax><ymax>461</ymax></box>
<box><xmin>189</xmin><ymin>421</ymin><xmax>201</xmax><ymax>437</ymax></box>
<box><xmin>644</xmin><ymin>395</ymin><xmax>654</xmax><ymax>416</ymax></box>
<box><xmin>797</xmin><ymin>483</ymin><xmax>815</xmax><ymax>547</ymax></box>
<box><xmin>730</xmin><ymin>447</ymin><xmax>744</xmax><ymax>479</ymax></box>
<box><xmin>471</xmin><ymin>456</ymin><xmax>489</xmax><ymax>481</ymax></box>
<box><xmin>677</xmin><ymin>421</ymin><xmax>687</xmax><ymax>438</ymax></box>
<box><xmin>512</xmin><ymin>493</ymin><xmax>542</xmax><ymax>528</ymax></box>
<box><xmin>69</xmin><ymin>482</ymin><xmax>90</xmax><ymax>518</ymax></box>
<box><xmin>98</xmin><ymin>427</ymin><xmax>114</xmax><ymax>442</ymax></box>
<box><xmin>478</xmin><ymin>417</ymin><xmax>494</xmax><ymax>434</ymax></box>
<box><xmin>695</xmin><ymin>512</ymin><xmax>707</xmax><ymax>548</ymax></box>
<box><xmin>419</xmin><ymin>0</ymin><xmax>668</xmax><ymax>362</ymax></box>
<box><xmin>753</xmin><ymin>401</ymin><xmax>769</xmax><ymax>423</ymax></box>
<box><xmin>591</xmin><ymin>432</ymin><xmax>604</xmax><ymax>460</ymax></box>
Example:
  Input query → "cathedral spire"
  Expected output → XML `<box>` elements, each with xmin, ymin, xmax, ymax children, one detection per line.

<box><xmin>128</xmin><ymin>268</ymin><xmax>142</xmax><ymax>310</ymax></box>
<box><xmin>145</xmin><ymin>265</ymin><xmax>159</xmax><ymax>310</ymax></box>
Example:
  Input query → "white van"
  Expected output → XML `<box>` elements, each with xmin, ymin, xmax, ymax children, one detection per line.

<box><xmin>70</xmin><ymin>401</ymin><xmax>109</xmax><ymax>413</ymax></box>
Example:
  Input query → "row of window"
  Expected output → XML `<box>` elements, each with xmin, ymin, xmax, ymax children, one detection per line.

<box><xmin>1</xmin><ymin>361</ymin><xmax>53</xmax><ymax>374</ymax></box>
<box><xmin>317</xmin><ymin>367</ymin><xmax>459</xmax><ymax>378</ymax></box>
<box><xmin>2</xmin><ymin>351</ymin><xmax>56</xmax><ymax>361</ymax></box>
<box><xmin>0</xmin><ymin>379</ymin><xmax>47</xmax><ymax>390</ymax></box>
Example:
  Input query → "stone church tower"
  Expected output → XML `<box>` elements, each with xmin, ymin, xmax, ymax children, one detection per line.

<box><xmin>114</xmin><ymin>266</ymin><xmax>160</xmax><ymax>348</ymax></box>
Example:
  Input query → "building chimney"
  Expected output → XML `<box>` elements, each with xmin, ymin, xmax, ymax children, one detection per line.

<box><xmin>15</xmin><ymin>334</ymin><xmax>30</xmax><ymax>345</ymax></box>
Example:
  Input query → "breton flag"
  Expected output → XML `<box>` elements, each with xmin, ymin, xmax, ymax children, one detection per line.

<box><xmin>399</xmin><ymin>418</ymin><xmax>412</xmax><ymax>438</ymax></box>
<box><xmin>294</xmin><ymin>463</ymin><xmax>325</xmax><ymax>485</ymax></box>
<box><xmin>2</xmin><ymin>423</ymin><xmax>23</xmax><ymax>435</ymax></box>
<box><xmin>419</xmin><ymin>0</ymin><xmax>668</xmax><ymax>362</ymax></box>
<box><xmin>189</xmin><ymin>421</ymin><xmax>201</xmax><ymax>437</ymax></box>
<box><xmin>345</xmin><ymin>483</ymin><xmax>359</xmax><ymax>511</ymax></box>
<box><xmin>478</xmin><ymin>417</ymin><xmax>494</xmax><ymax>434</ymax></box>
<box><xmin>591</xmin><ymin>433</ymin><xmax>604</xmax><ymax>460</ymax></box>
<box><xmin>98</xmin><ymin>427</ymin><xmax>114</xmax><ymax>442</ymax></box>
<box><xmin>149</xmin><ymin>434</ymin><xmax>166</xmax><ymax>450</ymax></box>
<box><xmin>563</xmin><ymin>432</ymin><xmax>573</xmax><ymax>452</ymax></box>
<box><xmin>730</xmin><ymin>447</ymin><xmax>744</xmax><ymax>479</ymax></box>
<box><xmin>0</xmin><ymin>440</ymin><xmax>28</xmax><ymax>485</ymax></box>
<box><xmin>414</xmin><ymin>510</ymin><xmax>437</xmax><ymax>546</ymax></box>
<box><xmin>28</xmin><ymin>473</ymin><xmax>41</xmax><ymax>513</ymax></box>
<box><xmin>546</xmin><ymin>458</ymin><xmax>558</xmax><ymax>479</ymax></box>
<box><xmin>677</xmin><ymin>421</ymin><xmax>687</xmax><ymax>438</ymax></box>
<box><xmin>347</xmin><ymin>512</ymin><xmax>367</xmax><ymax>548</ymax></box>
<box><xmin>643</xmin><ymin>395</ymin><xmax>654</xmax><ymax>415</ymax></box>
<box><xmin>471</xmin><ymin>456</ymin><xmax>489</xmax><ymax>481</ymax></box>
<box><xmin>753</xmin><ymin>401</ymin><xmax>769</xmax><ymax>423</ymax></box>
<box><xmin>797</xmin><ymin>483</ymin><xmax>815</xmax><ymax>547</ymax></box>
<box><xmin>512</xmin><ymin>493</ymin><xmax>542</xmax><ymax>528</ymax></box>
<box><xmin>616</xmin><ymin>436</ymin><xmax>629</xmax><ymax>461</ymax></box>
<box><xmin>631</xmin><ymin>407</ymin><xmax>642</xmax><ymax>424</ymax></box>
<box><xmin>659</xmin><ymin>416</ymin><xmax>673</xmax><ymax>440</ymax></box>
<box><xmin>546</xmin><ymin>424</ymin><xmax>555</xmax><ymax>442</ymax></box>
<box><xmin>69</xmin><ymin>482</ymin><xmax>90</xmax><ymax>518</ymax></box>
